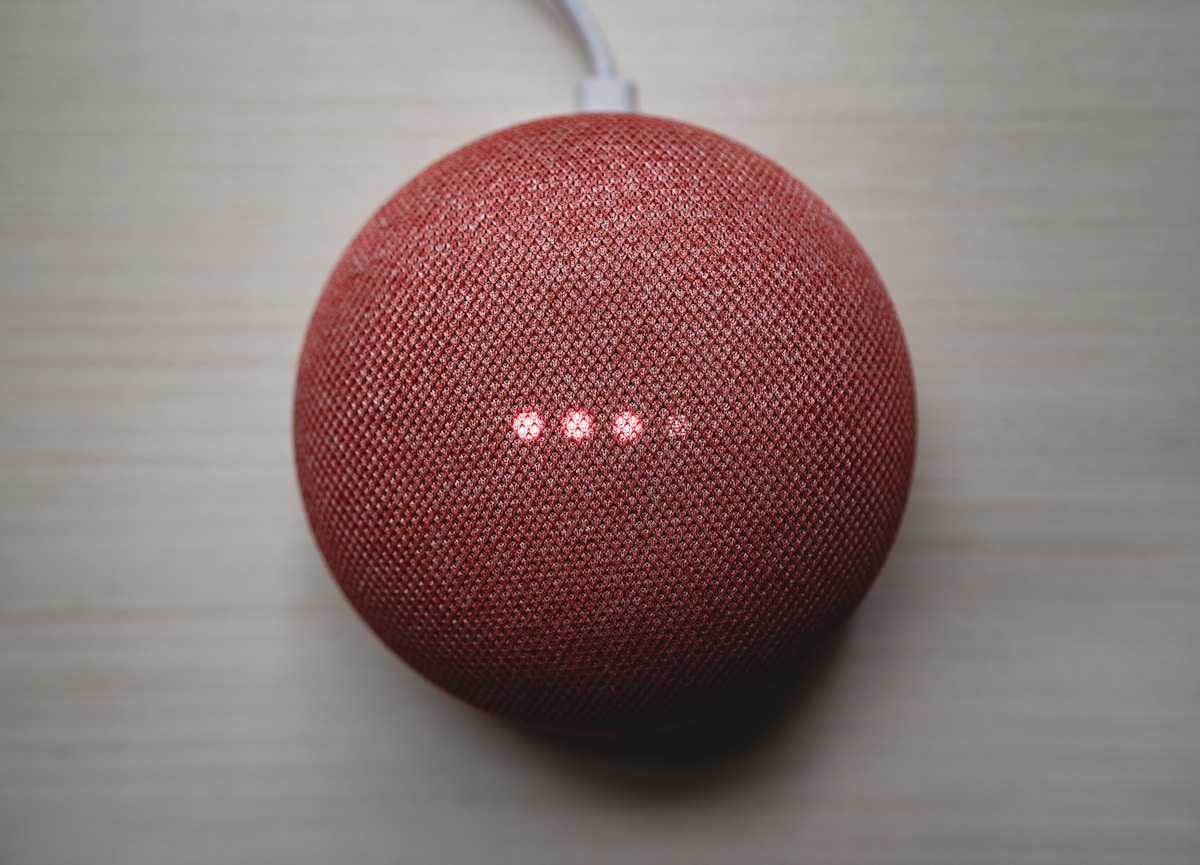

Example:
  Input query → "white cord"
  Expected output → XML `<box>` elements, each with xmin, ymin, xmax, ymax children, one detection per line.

<box><xmin>555</xmin><ymin>0</ymin><xmax>615</xmax><ymax>77</ymax></box>
<box><xmin>553</xmin><ymin>0</ymin><xmax>637</xmax><ymax>112</ymax></box>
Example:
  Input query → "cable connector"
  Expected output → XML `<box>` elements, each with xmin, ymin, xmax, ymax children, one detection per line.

<box><xmin>576</xmin><ymin>76</ymin><xmax>638</xmax><ymax>113</ymax></box>
<box><xmin>555</xmin><ymin>0</ymin><xmax>637</xmax><ymax>113</ymax></box>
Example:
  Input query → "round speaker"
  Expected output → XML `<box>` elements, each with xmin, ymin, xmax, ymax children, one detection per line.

<box><xmin>294</xmin><ymin>113</ymin><xmax>916</xmax><ymax>736</ymax></box>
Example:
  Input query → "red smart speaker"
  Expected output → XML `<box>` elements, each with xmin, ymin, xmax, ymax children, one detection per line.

<box><xmin>294</xmin><ymin>112</ymin><xmax>916</xmax><ymax>736</ymax></box>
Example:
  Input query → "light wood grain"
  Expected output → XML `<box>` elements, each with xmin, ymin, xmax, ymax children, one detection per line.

<box><xmin>2</xmin><ymin>1</ymin><xmax>1198</xmax><ymax>863</ymax></box>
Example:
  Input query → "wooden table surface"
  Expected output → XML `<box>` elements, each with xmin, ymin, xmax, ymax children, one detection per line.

<box><xmin>2</xmin><ymin>1</ymin><xmax>1198</xmax><ymax>863</ymax></box>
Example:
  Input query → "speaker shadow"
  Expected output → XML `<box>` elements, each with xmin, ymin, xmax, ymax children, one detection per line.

<box><xmin>498</xmin><ymin>625</ymin><xmax>853</xmax><ymax>799</ymax></box>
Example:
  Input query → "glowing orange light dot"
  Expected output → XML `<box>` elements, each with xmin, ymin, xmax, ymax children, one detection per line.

<box><xmin>512</xmin><ymin>409</ymin><xmax>544</xmax><ymax>443</ymax></box>
<box><xmin>561</xmin><ymin>410</ymin><xmax>595</xmax><ymax>442</ymax></box>
<box><xmin>611</xmin><ymin>411</ymin><xmax>644</xmax><ymax>443</ymax></box>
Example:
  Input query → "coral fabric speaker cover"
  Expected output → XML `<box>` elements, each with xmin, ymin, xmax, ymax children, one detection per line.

<box><xmin>294</xmin><ymin>113</ymin><xmax>916</xmax><ymax>736</ymax></box>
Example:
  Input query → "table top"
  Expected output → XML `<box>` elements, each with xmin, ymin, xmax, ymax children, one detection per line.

<box><xmin>2</xmin><ymin>1</ymin><xmax>1198</xmax><ymax>863</ymax></box>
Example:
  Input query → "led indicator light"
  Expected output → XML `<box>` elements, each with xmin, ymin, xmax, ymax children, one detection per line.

<box><xmin>512</xmin><ymin>409</ymin><xmax>544</xmax><ymax>443</ymax></box>
<box><xmin>611</xmin><ymin>411</ymin><xmax>644</xmax><ymax>443</ymax></box>
<box><xmin>666</xmin><ymin>414</ymin><xmax>692</xmax><ymax>438</ymax></box>
<box><xmin>561</xmin><ymin>410</ymin><xmax>595</xmax><ymax>441</ymax></box>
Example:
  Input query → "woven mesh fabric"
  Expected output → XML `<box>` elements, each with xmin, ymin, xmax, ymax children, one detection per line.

<box><xmin>294</xmin><ymin>113</ymin><xmax>916</xmax><ymax>736</ymax></box>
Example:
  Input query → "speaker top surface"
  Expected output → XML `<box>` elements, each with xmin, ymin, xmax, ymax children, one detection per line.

<box><xmin>294</xmin><ymin>113</ymin><xmax>916</xmax><ymax>735</ymax></box>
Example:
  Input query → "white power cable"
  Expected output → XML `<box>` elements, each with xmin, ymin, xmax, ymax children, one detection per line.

<box><xmin>553</xmin><ymin>0</ymin><xmax>637</xmax><ymax>112</ymax></box>
<box><xmin>555</xmin><ymin>0</ymin><xmax>615</xmax><ymax>76</ymax></box>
